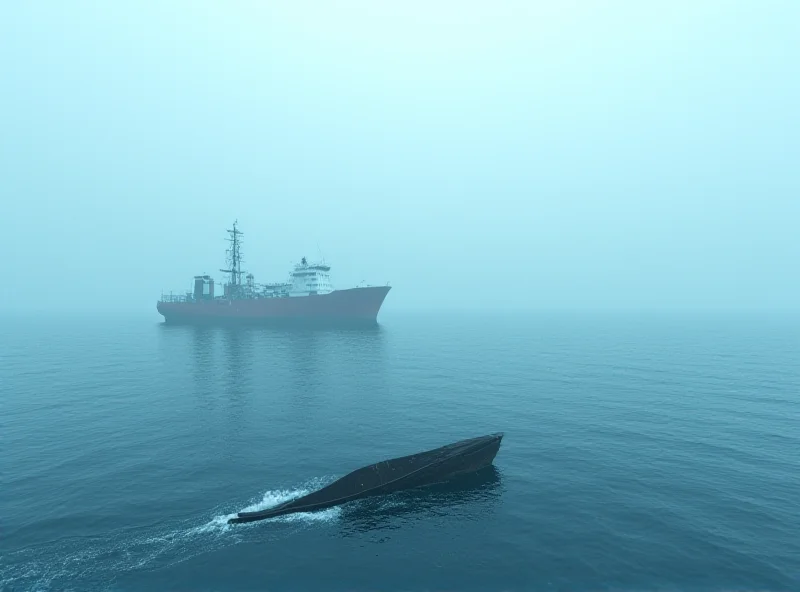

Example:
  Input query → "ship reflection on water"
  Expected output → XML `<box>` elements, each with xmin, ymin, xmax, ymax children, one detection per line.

<box><xmin>158</xmin><ymin>319</ymin><xmax>388</xmax><ymax>412</ymax></box>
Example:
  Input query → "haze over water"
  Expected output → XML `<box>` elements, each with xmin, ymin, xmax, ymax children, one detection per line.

<box><xmin>1</xmin><ymin>1</ymin><xmax>798</xmax><ymax>313</ymax></box>
<box><xmin>2</xmin><ymin>2</ymin><xmax>800</xmax><ymax>591</ymax></box>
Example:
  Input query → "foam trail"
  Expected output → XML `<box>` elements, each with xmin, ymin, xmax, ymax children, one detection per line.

<box><xmin>1</xmin><ymin>479</ymin><xmax>341</xmax><ymax>591</ymax></box>
<box><xmin>193</xmin><ymin>483</ymin><xmax>342</xmax><ymax>534</ymax></box>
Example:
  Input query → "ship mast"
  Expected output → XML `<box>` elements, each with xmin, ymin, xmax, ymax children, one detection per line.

<box><xmin>220</xmin><ymin>220</ymin><xmax>244</xmax><ymax>293</ymax></box>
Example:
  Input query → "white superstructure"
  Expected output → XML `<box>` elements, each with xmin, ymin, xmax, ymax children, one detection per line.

<box><xmin>290</xmin><ymin>257</ymin><xmax>333</xmax><ymax>296</ymax></box>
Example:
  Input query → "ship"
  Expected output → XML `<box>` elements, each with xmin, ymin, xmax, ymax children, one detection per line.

<box><xmin>156</xmin><ymin>221</ymin><xmax>391</xmax><ymax>325</ymax></box>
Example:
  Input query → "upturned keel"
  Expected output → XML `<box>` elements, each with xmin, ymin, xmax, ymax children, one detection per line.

<box><xmin>228</xmin><ymin>433</ymin><xmax>503</xmax><ymax>524</ymax></box>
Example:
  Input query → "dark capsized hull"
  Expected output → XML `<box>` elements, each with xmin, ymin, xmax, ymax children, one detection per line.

<box><xmin>229</xmin><ymin>433</ymin><xmax>504</xmax><ymax>524</ymax></box>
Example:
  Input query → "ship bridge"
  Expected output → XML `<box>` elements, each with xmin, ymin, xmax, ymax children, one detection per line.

<box><xmin>290</xmin><ymin>256</ymin><xmax>333</xmax><ymax>296</ymax></box>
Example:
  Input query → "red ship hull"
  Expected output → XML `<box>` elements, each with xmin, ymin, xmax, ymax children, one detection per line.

<box><xmin>157</xmin><ymin>286</ymin><xmax>391</xmax><ymax>325</ymax></box>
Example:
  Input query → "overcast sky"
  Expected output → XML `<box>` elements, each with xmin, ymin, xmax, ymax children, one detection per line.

<box><xmin>2</xmin><ymin>1</ymin><xmax>798</xmax><ymax>313</ymax></box>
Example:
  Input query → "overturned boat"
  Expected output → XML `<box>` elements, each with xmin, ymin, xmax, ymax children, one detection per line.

<box><xmin>229</xmin><ymin>432</ymin><xmax>504</xmax><ymax>524</ymax></box>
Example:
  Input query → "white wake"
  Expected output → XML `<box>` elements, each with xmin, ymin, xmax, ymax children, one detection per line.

<box><xmin>1</xmin><ymin>478</ymin><xmax>342</xmax><ymax>591</ymax></box>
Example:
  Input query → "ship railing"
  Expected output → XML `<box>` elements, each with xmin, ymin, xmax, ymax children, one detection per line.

<box><xmin>159</xmin><ymin>293</ymin><xmax>193</xmax><ymax>303</ymax></box>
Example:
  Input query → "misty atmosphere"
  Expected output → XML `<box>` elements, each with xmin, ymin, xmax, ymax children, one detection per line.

<box><xmin>3</xmin><ymin>2</ymin><xmax>798</xmax><ymax>314</ymax></box>
<box><xmin>3</xmin><ymin>3</ymin><xmax>799</xmax><ymax>592</ymax></box>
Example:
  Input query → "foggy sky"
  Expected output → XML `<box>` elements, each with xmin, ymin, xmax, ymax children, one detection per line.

<box><xmin>2</xmin><ymin>1</ymin><xmax>798</xmax><ymax>313</ymax></box>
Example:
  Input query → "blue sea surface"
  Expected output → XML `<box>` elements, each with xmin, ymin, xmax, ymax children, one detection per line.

<box><xmin>2</xmin><ymin>311</ymin><xmax>799</xmax><ymax>591</ymax></box>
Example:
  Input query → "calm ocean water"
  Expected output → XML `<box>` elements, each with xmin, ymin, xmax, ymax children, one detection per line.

<box><xmin>2</xmin><ymin>311</ymin><xmax>799</xmax><ymax>591</ymax></box>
